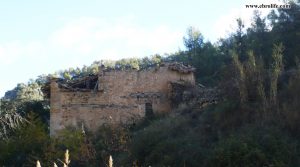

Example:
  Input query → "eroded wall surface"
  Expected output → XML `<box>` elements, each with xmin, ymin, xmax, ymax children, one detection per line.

<box><xmin>50</xmin><ymin>66</ymin><xmax>195</xmax><ymax>135</ymax></box>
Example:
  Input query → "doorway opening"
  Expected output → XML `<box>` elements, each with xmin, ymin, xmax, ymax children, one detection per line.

<box><xmin>145</xmin><ymin>103</ymin><xmax>154</xmax><ymax>117</ymax></box>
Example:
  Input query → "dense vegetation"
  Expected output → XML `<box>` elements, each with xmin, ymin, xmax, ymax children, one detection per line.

<box><xmin>1</xmin><ymin>1</ymin><xmax>300</xmax><ymax>166</ymax></box>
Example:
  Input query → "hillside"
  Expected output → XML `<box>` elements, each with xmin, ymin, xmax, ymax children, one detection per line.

<box><xmin>1</xmin><ymin>1</ymin><xmax>300</xmax><ymax>166</ymax></box>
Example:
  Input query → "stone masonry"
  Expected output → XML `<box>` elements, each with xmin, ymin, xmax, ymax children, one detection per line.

<box><xmin>50</xmin><ymin>63</ymin><xmax>195</xmax><ymax>135</ymax></box>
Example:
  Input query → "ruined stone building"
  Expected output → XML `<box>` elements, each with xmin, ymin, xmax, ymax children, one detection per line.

<box><xmin>49</xmin><ymin>63</ymin><xmax>195</xmax><ymax>135</ymax></box>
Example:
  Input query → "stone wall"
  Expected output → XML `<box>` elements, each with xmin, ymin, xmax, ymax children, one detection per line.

<box><xmin>50</xmin><ymin>64</ymin><xmax>195</xmax><ymax>135</ymax></box>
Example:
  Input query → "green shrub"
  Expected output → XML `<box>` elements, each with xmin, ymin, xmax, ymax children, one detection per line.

<box><xmin>0</xmin><ymin>114</ymin><xmax>49</xmax><ymax>166</ymax></box>
<box><xmin>208</xmin><ymin>125</ymin><xmax>299</xmax><ymax>167</ymax></box>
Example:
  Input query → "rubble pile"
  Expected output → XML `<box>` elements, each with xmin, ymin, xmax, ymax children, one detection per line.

<box><xmin>168</xmin><ymin>62</ymin><xmax>195</xmax><ymax>74</ymax></box>
<box><xmin>169</xmin><ymin>81</ymin><xmax>219</xmax><ymax>110</ymax></box>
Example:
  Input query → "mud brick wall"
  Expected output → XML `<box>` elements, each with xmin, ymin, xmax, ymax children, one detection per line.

<box><xmin>50</xmin><ymin>66</ymin><xmax>195</xmax><ymax>135</ymax></box>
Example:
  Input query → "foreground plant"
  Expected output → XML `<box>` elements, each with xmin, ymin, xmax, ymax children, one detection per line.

<box><xmin>36</xmin><ymin>149</ymin><xmax>70</xmax><ymax>167</ymax></box>
<box><xmin>108</xmin><ymin>155</ymin><xmax>113</xmax><ymax>167</ymax></box>
<box><xmin>0</xmin><ymin>100</ymin><xmax>25</xmax><ymax>139</ymax></box>
<box><xmin>63</xmin><ymin>149</ymin><xmax>70</xmax><ymax>167</ymax></box>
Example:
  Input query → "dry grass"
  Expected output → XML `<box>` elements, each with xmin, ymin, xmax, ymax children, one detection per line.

<box><xmin>108</xmin><ymin>155</ymin><xmax>113</xmax><ymax>167</ymax></box>
<box><xmin>36</xmin><ymin>150</ymin><xmax>114</xmax><ymax>167</ymax></box>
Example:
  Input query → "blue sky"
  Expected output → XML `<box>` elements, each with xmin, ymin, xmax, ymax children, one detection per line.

<box><xmin>0</xmin><ymin>0</ymin><xmax>282</xmax><ymax>97</ymax></box>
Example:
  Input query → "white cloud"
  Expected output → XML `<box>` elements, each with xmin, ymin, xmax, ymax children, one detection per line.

<box><xmin>48</xmin><ymin>16</ymin><xmax>183</xmax><ymax>60</ymax></box>
<box><xmin>0</xmin><ymin>16</ymin><xmax>182</xmax><ymax>67</ymax></box>
<box><xmin>0</xmin><ymin>40</ymin><xmax>47</xmax><ymax>66</ymax></box>
<box><xmin>0</xmin><ymin>41</ymin><xmax>23</xmax><ymax>65</ymax></box>
<box><xmin>50</xmin><ymin>17</ymin><xmax>101</xmax><ymax>49</ymax></box>
<box><xmin>25</xmin><ymin>41</ymin><xmax>46</xmax><ymax>59</ymax></box>
<box><xmin>99</xmin><ymin>49</ymin><xmax>121</xmax><ymax>60</ymax></box>
<box><xmin>0</xmin><ymin>46</ymin><xmax>4</xmax><ymax>60</ymax></box>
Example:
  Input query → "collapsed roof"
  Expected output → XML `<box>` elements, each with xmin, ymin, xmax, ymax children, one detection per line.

<box><xmin>167</xmin><ymin>62</ymin><xmax>195</xmax><ymax>74</ymax></box>
<box><xmin>42</xmin><ymin>62</ymin><xmax>195</xmax><ymax>97</ymax></box>
<box><xmin>57</xmin><ymin>75</ymin><xmax>98</xmax><ymax>92</ymax></box>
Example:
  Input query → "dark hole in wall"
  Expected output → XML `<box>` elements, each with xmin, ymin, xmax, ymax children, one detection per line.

<box><xmin>145</xmin><ymin>102</ymin><xmax>154</xmax><ymax>117</ymax></box>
